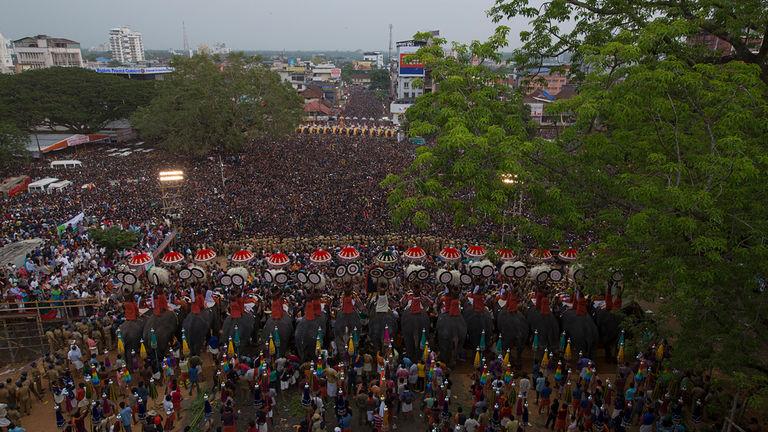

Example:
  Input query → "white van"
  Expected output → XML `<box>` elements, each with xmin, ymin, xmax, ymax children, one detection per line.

<box><xmin>27</xmin><ymin>177</ymin><xmax>59</xmax><ymax>193</ymax></box>
<box><xmin>50</xmin><ymin>160</ymin><xmax>82</xmax><ymax>169</ymax></box>
<box><xmin>47</xmin><ymin>180</ymin><xmax>73</xmax><ymax>193</ymax></box>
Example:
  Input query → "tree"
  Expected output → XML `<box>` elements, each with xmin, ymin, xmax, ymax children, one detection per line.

<box><xmin>132</xmin><ymin>54</ymin><xmax>303</xmax><ymax>156</ymax></box>
<box><xmin>489</xmin><ymin>0</ymin><xmax>768</xmax><ymax>83</ymax></box>
<box><xmin>88</xmin><ymin>226</ymin><xmax>139</xmax><ymax>254</ymax></box>
<box><xmin>0</xmin><ymin>122</ymin><xmax>27</xmax><ymax>162</ymax></box>
<box><xmin>380</xmin><ymin>27</ymin><xmax>532</xmax><ymax>233</ymax></box>
<box><xmin>369</xmin><ymin>68</ymin><xmax>391</xmax><ymax>91</ymax></box>
<box><xmin>0</xmin><ymin>67</ymin><xmax>155</xmax><ymax>133</ymax></box>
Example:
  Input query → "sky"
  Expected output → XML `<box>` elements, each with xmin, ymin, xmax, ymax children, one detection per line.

<box><xmin>0</xmin><ymin>0</ymin><xmax>536</xmax><ymax>51</ymax></box>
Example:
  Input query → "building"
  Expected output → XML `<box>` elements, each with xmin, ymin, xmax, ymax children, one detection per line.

<box><xmin>211</xmin><ymin>42</ymin><xmax>231</xmax><ymax>55</ymax></box>
<box><xmin>12</xmin><ymin>35</ymin><xmax>83</xmax><ymax>71</ymax></box>
<box><xmin>0</xmin><ymin>33</ymin><xmax>13</xmax><ymax>74</ymax></box>
<box><xmin>91</xmin><ymin>66</ymin><xmax>174</xmax><ymax>80</ymax></box>
<box><xmin>394</xmin><ymin>38</ymin><xmax>428</xmax><ymax>100</ymax></box>
<box><xmin>109</xmin><ymin>26</ymin><xmax>145</xmax><ymax>64</ymax></box>
<box><xmin>363</xmin><ymin>51</ymin><xmax>384</xmax><ymax>68</ymax></box>
<box><xmin>274</xmin><ymin>65</ymin><xmax>309</xmax><ymax>91</ymax></box>
<box><xmin>523</xmin><ymin>84</ymin><xmax>577</xmax><ymax>138</ymax></box>
<box><xmin>350</xmin><ymin>70</ymin><xmax>371</xmax><ymax>86</ymax></box>
<box><xmin>519</xmin><ymin>67</ymin><xmax>570</xmax><ymax>95</ymax></box>
<box><xmin>311</xmin><ymin>63</ymin><xmax>341</xmax><ymax>81</ymax></box>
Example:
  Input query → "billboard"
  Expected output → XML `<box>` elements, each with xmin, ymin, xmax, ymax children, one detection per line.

<box><xmin>399</xmin><ymin>45</ymin><xmax>424</xmax><ymax>77</ymax></box>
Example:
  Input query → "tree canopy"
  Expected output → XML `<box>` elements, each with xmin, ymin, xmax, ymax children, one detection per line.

<box><xmin>88</xmin><ymin>226</ymin><xmax>139</xmax><ymax>255</ymax></box>
<box><xmin>132</xmin><ymin>54</ymin><xmax>303</xmax><ymax>156</ymax></box>
<box><xmin>385</xmin><ymin>0</ymin><xmax>768</xmax><ymax>398</ymax></box>
<box><xmin>0</xmin><ymin>67</ymin><xmax>155</xmax><ymax>133</ymax></box>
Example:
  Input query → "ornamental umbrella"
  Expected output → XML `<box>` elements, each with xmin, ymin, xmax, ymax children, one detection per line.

<box><xmin>310</xmin><ymin>249</ymin><xmax>332</xmax><ymax>265</ymax></box>
<box><xmin>439</xmin><ymin>246</ymin><xmax>461</xmax><ymax>262</ymax></box>
<box><xmin>266</xmin><ymin>252</ymin><xmax>290</xmax><ymax>268</ymax></box>
<box><xmin>129</xmin><ymin>252</ymin><xmax>153</xmax><ymax>267</ymax></box>
<box><xmin>338</xmin><ymin>246</ymin><xmax>360</xmax><ymax>261</ymax></box>
<box><xmin>160</xmin><ymin>251</ymin><xmax>184</xmax><ymax>265</ymax></box>
<box><xmin>403</xmin><ymin>246</ymin><xmax>427</xmax><ymax>261</ymax></box>
<box><xmin>530</xmin><ymin>248</ymin><xmax>553</xmax><ymax>261</ymax></box>
<box><xmin>194</xmin><ymin>248</ymin><xmax>217</xmax><ymax>263</ymax></box>
<box><xmin>375</xmin><ymin>251</ymin><xmax>398</xmax><ymax>265</ymax></box>
<box><xmin>558</xmin><ymin>248</ymin><xmax>578</xmax><ymax>262</ymax></box>
<box><xmin>231</xmin><ymin>249</ymin><xmax>255</xmax><ymax>263</ymax></box>
<box><xmin>496</xmin><ymin>248</ymin><xmax>516</xmax><ymax>262</ymax></box>
<box><xmin>465</xmin><ymin>245</ymin><xmax>487</xmax><ymax>259</ymax></box>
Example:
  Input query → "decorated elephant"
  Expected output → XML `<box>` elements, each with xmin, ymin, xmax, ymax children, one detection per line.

<box><xmin>263</xmin><ymin>286</ymin><xmax>294</xmax><ymax>357</ymax></box>
<box><xmin>142</xmin><ymin>293</ymin><xmax>180</xmax><ymax>365</ymax></box>
<box><xmin>221</xmin><ymin>289</ymin><xmax>258</xmax><ymax>355</ymax></box>
<box><xmin>463</xmin><ymin>284</ymin><xmax>494</xmax><ymax>351</ymax></box>
<box><xmin>526</xmin><ymin>275</ymin><xmax>561</xmax><ymax>353</ymax></box>
<box><xmin>399</xmin><ymin>280</ymin><xmax>431</xmax><ymax>361</ymax></box>
<box><xmin>436</xmin><ymin>284</ymin><xmax>467</xmax><ymax>367</ymax></box>
<box><xmin>560</xmin><ymin>291</ymin><xmax>600</xmax><ymax>359</ymax></box>
<box><xmin>182</xmin><ymin>288</ymin><xmax>222</xmax><ymax>355</ymax></box>
<box><xmin>333</xmin><ymin>280</ymin><xmax>363</xmax><ymax>357</ymax></box>
<box><xmin>116</xmin><ymin>267</ymin><xmax>146</xmax><ymax>369</ymax></box>
<box><xmin>294</xmin><ymin>286</ymin><xmax>328</xmax><ymax>361</ymax></box>
<box><xmin>495</xmin><ymin>285</ymin><xmax>529</xmax><ymax>368</ymax></box>
<box><xmin>367</xmin><ymin>275</ymin><xmax>399</xmax><ymax>353</ymax></box>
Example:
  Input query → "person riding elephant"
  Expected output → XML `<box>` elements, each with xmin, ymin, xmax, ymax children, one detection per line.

<box><xmin>221</xmin><ymin>287</ymin><xmax>258</xmax><ymax>356</ymax></box>
<box><xmin>526</xmin><ymin>272</ymin><xmax>560</xmax><ymax>353</ymax></box>
<box><xmin>182</xmin><ymin>286</ymin><xmax>221</xmax><ymax>355</ymax></box>
<box><xmin>294</xmin><ymin>284</ymin><xmax>328</xmax><ymax>361</ymax></box>
<box><xmin>142</xmin><ymin>291</ymin><xmax>179</xmax><ymax>367</ymax></box>
<box><xmin>263</xmin><ymin>286</ymin><xmax>293</xmax><ymax>357</ymax></box>
<box><xmin>463</xmin><ymin>278</ymin><xmax>494</xmax><ymax>353</ymax></box>
<box><xmin>367</xmin><ymin>276</ymin><xmax>399</xmax><ymax>354</ymax></box>
<box><xmin>399</xmin><ymin>280</ymin><xmax>431</xmax><ymax>362</ymax></box>
<box><xmin>118</xmin><ymin>282</ymin><xmax>146</xmax><ymax>371</ymax></box>
<box><xmin>560</xmin><ymin>289</ymin><xmax>600</xmax><ymax>359</ymax></box>
<box><xmin>333</xmin><ymin>279</ymin><xmax>363</xmax><ymax>358</ymax></box>
<box><xmin>495</xmin><ymin>283</ymin><xmax>529</xmax><ymax>368</ymax></box>
<box><xmin>593</xmin><ymin>281</ymin><xmax>624</xmax><ymax>362</ymax></box>
<box><xmin>436</xmin><ymin>283</ymin><xmax>467</xmax><ymax>367</ymax></box>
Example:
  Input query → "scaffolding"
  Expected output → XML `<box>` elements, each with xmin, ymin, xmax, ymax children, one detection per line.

<box><xmin>158</xmin><ymin>170</ymin><xmax>185</xmax><ymax>217</ymax></box>
<box><xmin>0</xmin><ymin>298</ymin><xmax>100</xmax><ymax>363</ymax></box>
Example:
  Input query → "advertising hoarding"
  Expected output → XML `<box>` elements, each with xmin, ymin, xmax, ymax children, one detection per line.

<box><xmin>399</xmin><ymin>45</ymin><xmax>424</xmax><ymax>77</ymax></box>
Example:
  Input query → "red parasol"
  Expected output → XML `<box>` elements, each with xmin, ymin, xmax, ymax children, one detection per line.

<box><xmin>128</xmin><ymin>252</ymin><xmax>153</xmax><ymax>267</ymax></box>
<box><xmin>465</xmin><ymin>245</ymin><xmax>487</xmax><ymax>259</ymax></box>
<box><xmin>338</xmin><ymin>246</ymin><xmax>360</xmax><ymax>261</ymax></box>
<box><xmin>160</xmin><ymin>251</ymin><xmax>184</xmax><ymax>265</ymax></box>
<box><xmin>530</xmin><ymin>248</ymin><xmax>554</xmax><ymax>261</ymax></box>
<box><xmin>403</xmin><ymin>246</ymin><xmax>427</xmax><ymax>261</ymax></box>
<box><xmin>231</xmin><ymin>249</ymin><xmax>255</xmax><ymax>263</ymax></box>
<box><xmin>496</xmin><ymin>248</ymin><xmax>516</xmax><ymax>262</ymax></box>
<box><xmin>558</xmin><ymin>248</ymin><xmax>578</xmax><ymax>262</ymax></box>
<box><xmin>439</xmin><ymin>246</ymin><xmax>461</xmax><ymax>261</ymax></box>
<box><xmin>266</xmin><ymin>252</ymin><xmax>290</xmax><ymax>267</ymax></box>
<box><xmin>310</xmin><ymin>248</ymin><xmax>332</xmax><ymax>264</ymax></box>
<box><xmin>194</xmin><ymin>248</ymin><xmax>217</xmax><ymax>262</ymax></box>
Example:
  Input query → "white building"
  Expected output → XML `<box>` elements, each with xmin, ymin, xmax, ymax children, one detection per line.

<box><xmin>13</xmin><ymin>35</ymin><xmax>83</xmax><ymax>71</ymax></box>
<box><xmin>211</xmin><ymin>42</ymin><xmax>231</xmax><ymax>55</ymax></box>
<box><xmin>363</xmin><ymin>51</ymin><xmax>384</xmax><ymax>68</ymax></box>
<box><xmin>311</xmin><ymin>63</ymin><xmax>340</xmax><ymax>81</ymax></box>
<box><xmin>0</xmin><ymin>33</ymin><xmax>13</xmax><ymax>74</ymax></box>
<box><xmin>109</xmin><ymin>26</ymin><xmax>145</xmax><ymax>64</ymax></box>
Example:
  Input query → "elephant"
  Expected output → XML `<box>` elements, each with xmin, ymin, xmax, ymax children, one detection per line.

<box><xmin>560</xmin><ymin>297</ymin><xmax>599</xmax><ymax>360</ymax></box>
<box><xmin>119</xmin><ymin>316</ymin><xmax>146</xmax><ymax>370</ymax></box>
<box><xmin>182</xmin><ymin>288</ymin><xmax>223</xmax><ymax>355</ymax></box>
<box><xmin>399</xmin><ymin>282</ymin><xmax>431</xmax><ymax>361</ymax></box>
<box><xmin>221</xmin><ymin>291</ymin><xmax>258</xmax><ymax>355</ymax></box>
<box><xmin>495</xmin><ymin>290</ymin><xmax>529</xmax><ymax>368</ymax></box>
<box><xmin>526</xmin><ymin>289</ymin><xmax>560</xmax><ymax>353</ymax></box>
<box><xmin>142</xmin><ymin>294</ymin><xmax>180</xmax><ymax>366</ymax></box>
<box><xmin>333</xmin><ymin>282</ymin><xmax>363</xmax><ymax>358</ymax></box>
<box><xmin>436</xmin><ymin>285</ymin><xmax>467</xmax><ymax>367</ymax></box>
<box><xmin>367</xmin><ymin>279</ymin><xmax>399</xmax><ymax>353</ymax></box>
<box><xmin>263</xmin><ymin>287</ymin><xmax>294</xmax><ymax>357</ymax></box>
<box><xmin>463</xmin><ymin>291</ymin><xmax>494</xmax><ymax>351</ymax></box>
<box><xmin>294</xmin><ymin>288</ymin><xmax>328</xmax><ymax>361</ymax></box>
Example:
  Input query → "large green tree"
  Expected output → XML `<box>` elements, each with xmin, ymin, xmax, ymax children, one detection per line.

<box><xmin>0</xmin><ymin>67</ymin><xmax>155</xmax><ymax>133</ymax></box>
<box><xmin>132</xmin><ymin>54</ymin><xmax>302</xmax><ymax>156</ymax></box>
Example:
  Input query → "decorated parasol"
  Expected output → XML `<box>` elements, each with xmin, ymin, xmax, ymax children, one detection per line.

<box><xmin>194</xmin><ymin>248</ymin><xmax>217</xmax><ymax>263</ymax></box>
<box><xmin>403</xmin><ymin>246</ymin><xmax>427</xmax><ymax>261</ymax></box>
<box><xmin>496</xmin><ymin>248</ymin><xmax>516</xmax><ymax>262</ymax></box>
<box><xmin>231</xmin><ymin>249</ymin><xmax>255</xmax><ymax>263</ymax></box>
<box><xmin>310</xmin><ymin>248</ymin><xmax>332</xmax><ymax>265</ymax></box>
<box><xmin>338</xmin><ymin>246</ymin><xmax>360</xmax><ymax>261</ymax></box>
<box><xmin>465</xmin><ymin>245</ymin><xmax>487</xmax><ymax>259</ymax></box>
<box><xmin>160</xmin><ymin>251</ymin><xmax>184</xmax><ymax>265</ymax></box>
<box><xmin>530</xmin><ymin>248</ymin><xmax>553</xmax><ymax>261</ymax></box>
<box><xmin>439</xmin><ymin>246</ymin><xmax>461</xmax><ymax>262</ymax></box>
<box><xmin>266</xmin><ymin>252</ymin><xmax>290</xmax><ymax>268</ymax></box>
<box><xmin>128</xmin><ymin>252</ymin><xmax>153</xmax><ymax>267</ymax></box>
<box><xmin>558</xmin><ymin>248</ymin><xmax>578</xmax><ymax>262</ymax></box>
<box><xmin>375</xmin><ymin>251</ymin><xmax>398</xmax><ymax>265</ymax></box>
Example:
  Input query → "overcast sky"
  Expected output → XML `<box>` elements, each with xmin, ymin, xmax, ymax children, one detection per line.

<box><xmin>0</xmin><ymin>0</ymin><xmax>536</xmax><ymax>51</ymax></box>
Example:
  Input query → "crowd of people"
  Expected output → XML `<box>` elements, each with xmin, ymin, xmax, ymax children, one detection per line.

<box><xmin>0</xmin><ymin>90</ymin><xmax>738</xmax><ymax>432</ymax></box>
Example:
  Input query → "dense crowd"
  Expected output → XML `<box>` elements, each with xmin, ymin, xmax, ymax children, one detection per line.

<box><xmin>341</xmin><ymin>87</ymin><xmax>387</xmax><ymax>120</ymax></box>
